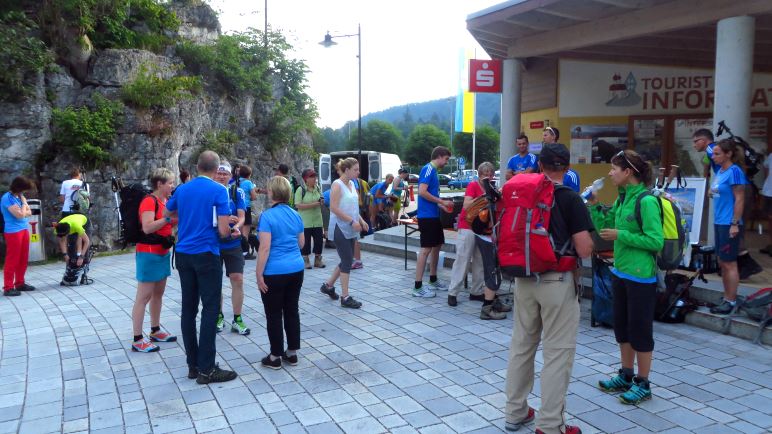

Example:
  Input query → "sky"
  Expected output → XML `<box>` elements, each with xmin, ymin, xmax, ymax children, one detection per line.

<box><xmin>207</xmin><ymin>0</ymin><xmax>503</xmax><ymax>128</ymax></box>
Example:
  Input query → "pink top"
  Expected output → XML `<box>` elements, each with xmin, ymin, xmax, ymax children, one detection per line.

<box><xmin>457</xmin><ymin>181</ymin><xmax>484</xmax><ymax>230</ymax></box>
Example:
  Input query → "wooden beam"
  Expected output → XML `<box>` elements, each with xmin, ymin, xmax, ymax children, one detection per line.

<box><xmin>503</xmin><ymin>17</ymin><xmax>554</xmax><ymax>32</ymax></box>
<box><xmin>535</xmin><ymin>7</ymin><xmax>591</xmax><ymax>22</ymax></box>
<box><xmin>467</xmin><ymin>0</ymin><xmax>564</xmax><ymax>28</ymax></box>
<box><xmin>506</xmin><ymin>0</ymin><xmax>772</xmax><ymax>58</ymax></box>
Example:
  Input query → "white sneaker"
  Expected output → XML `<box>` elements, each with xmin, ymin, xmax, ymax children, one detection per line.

<box><xmin>427</xmin><ymin>280</ymin><xmax>448</xmax><ymax>291</ymax></box>
<box><xmin>412</xmin><ymin>286</ymin><xmax>436</xmax><ymax>298</ymax></box>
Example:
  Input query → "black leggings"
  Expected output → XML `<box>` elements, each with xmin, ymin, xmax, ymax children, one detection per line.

<box><xmin>612</xmin><ymin>276</ymin><xmax>656</xmax><ymax>352</ymax></box>
<box><xmin>261</xmin><ymin>270</ymin><xmax>303</xmax><ymax>356</ymax></box>
<box><xmin>301</xmin><ymin>227</ymin><xmax>323</xmax><ymax>256</ymax></box>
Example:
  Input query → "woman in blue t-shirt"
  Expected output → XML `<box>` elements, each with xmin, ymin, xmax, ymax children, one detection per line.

<box><xmin>256</xmin><ymin>176</ymin><xmax>305</xmax><ymax>369</ymax></box>
<box><xmin>238</xmin><ymin>165</ymin><xmax>258</xmax><ymax>259</ymax></box>
<box><xmin>2</xmin><ymin>176</ymin><xmax>34</xmax><ymax>296</ymax></box>
<box><xmin>709</xmin><ymin>139</ymin><xmax>747</xmax><ymax>315</ymax></box>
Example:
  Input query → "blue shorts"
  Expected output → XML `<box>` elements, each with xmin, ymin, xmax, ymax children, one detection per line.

<box><xmin>715</xmin><ymin>224</ymin><xmax>743</xmax><ymax>262</ymax></box>
<box><xmin>136</xmin><ymin>252</ymin><xmax>171</xmax><ymax>282</ymax></box>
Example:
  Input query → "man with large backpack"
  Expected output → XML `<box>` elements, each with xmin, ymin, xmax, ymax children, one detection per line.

<box><xmin>59</xmin><ymin>167</ymin><xmax>84</xmax><ymax>217</ymax></box>
<box><xmin>502</xmin><ymin>143</ymin><xmax>594</xmax><ymax>434</ymax></box>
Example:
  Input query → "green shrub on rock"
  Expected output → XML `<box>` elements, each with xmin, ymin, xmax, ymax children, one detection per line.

<box><xmin>0</xmin><ymin>11</ymin><xmax>54</xmax><ymax>102</ymax></box>
<box><xmin>121</xmin><ymin>64</ymin><xmax>202</xmax><ymax>109</ymax></box>
<box><xmin>52</xmin><ymin>94</ymin><xmax>124</xmax><ymax>168</ymax></box>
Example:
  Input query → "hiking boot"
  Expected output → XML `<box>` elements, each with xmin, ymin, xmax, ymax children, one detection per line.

<box><xmin>261</xmin><ymin>355</ymin><xmax>282</xmax><ymax>370</ymax></box>
<box><xmin>469</xmin><ymin>293</ymin><xmax>485</xmax><ymax>302</ymax></box>
<box><xmin>341</xmin><ymin>296</ymin><xmax>362</xmax><ymax>309</ymax></box>
<box><xmin>504</xmin><ymin>407</ymin><xmax>535</xmax><ymax>431</ymax></box>
<box><xmin>196</xmin><ymin>364</ymin><xmax>237</xmax><ymax>384</ymax></box>
<box><xmin>231</xmin><ymin>317</ymin><xmax>251</xmax><ymax>335</ymax></box>
<box><xmin>282</xmin><ymin>351</ymin><xmax>298</xmax><ymax>366</ymax></box>
<box><xmin>149</xmin><ymin>330</ymin><xmax>177</xmax><ymax>342</ymax></box>
<box><xmin>16</xmin><ymin>283</ymin><xmax>35</xmax><ymax>291</ymax></box>
<box><xmin>412</xmin><ymin>286</ymin><xmax>436</xmax><ymax>298</ymax></box>
<box><xmin>599</xmin><ymin>369</ymin><xmax>633</xmax><ymax>392</ymax></box>
<box><xmin>448</xmin><ymin>295</ymin><xmax>458</xmax><ymax>307</ymax></box>
<box><xmin>351</xmin><ymin>260</ymin><xmax>363</xmax><ymax>269</ymax></box>
<box><xmin>481</xmin><ymin>304</ymin><xmax>507</xmax><ymax>320</ymax></box>
<box><xmin>427</xmin><ymin>280</ymin><xmax>448</xmax><ymax>291</ymax></box>
<box><xmin>314</xmin><ymin>255</ymin><xmax>326</xmax><ymax>268</ymax></box>
<box><xmin>619</xmin><ymin>378</ymin><xmax>652</xmax><ymax>405</ymax></box>
<box><xmin>320</xmin><ymin>283</ymin><xmax>339</xmax><ymax>300</ymax></box>
<box><xmin>3</xmin><ymin>288</ymin><xmax>21</xmax><ymax>296</ymax></box>
<box><xmin>303</xmin><ymin>256</ymin><xmax>312</xmax><ymax>269</ymax></box>
<box><xmin>215</xmin><ymin>313</ymin><xmax>225</xmax><ymax>333</ymax></box>
<box><xmin>493</xmin><ymin>297</ymin><xmax>512</xmax><ymax>312</ymax></box>
<box><xmin>709</xmin><ymin>299</ymin><xmax>736</xmax><ymax>315</ymax></box>
<box><xmin>131</xmin><ymin>337</ymin><xmax>159</xmax><ymax>353</ymax></box>
<box><xmin>536</xmin><ymin>425</ymin><xmax>582</xmax><ymax>434</ymax></box>
<box><xmin>187</xmin><ymin>366</ymin><xmax>198</xmax><ymax>379</ymax></box>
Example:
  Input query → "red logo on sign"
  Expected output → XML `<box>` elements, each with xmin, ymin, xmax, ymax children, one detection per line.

<box><xmin>529</xmin><ymin>121</ymin><xmax>544</xmax><ymax>129</ymax></box>
<box><xmin>469</xmin><ymin>59</ymin><xmax>502</xmax><ymax>93</ymax></box>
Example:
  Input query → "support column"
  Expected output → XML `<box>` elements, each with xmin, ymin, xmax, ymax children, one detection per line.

<box><xmin>500</xmin><ymin>58</ymin><xmax>523</xmax><ymax>178</ymax></box>
<box><xmin>707</xmin><ymin>16</ymin><xmax>755</xmax><ymax>245</ymax></box>
<box><xmin>712</xmin><ymin>15</ymin><xmax>755</xmax><ymax>140</ymax></box>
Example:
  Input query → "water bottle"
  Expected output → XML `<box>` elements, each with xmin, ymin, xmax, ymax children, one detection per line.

<box><xmin>581</xmin><ymin>178</ymin><xmax>605</xmax><ymax>203</ymax></box>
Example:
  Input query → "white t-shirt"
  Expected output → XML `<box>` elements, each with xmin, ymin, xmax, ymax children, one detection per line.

<box><xmin>60</xmin><ymin>179</ymin><xmax>83</xmax><ymax>212</ymax></box>
<box><xmin>763</xmin><ymin>154</ymin><xmax>772</xmax><ymax>198</ymax></box>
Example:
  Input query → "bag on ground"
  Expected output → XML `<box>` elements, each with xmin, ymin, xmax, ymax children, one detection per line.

<box><xmin>591</xmin><ymin>255</ymin><xmax>614</xmax><ymax>328</ymax></box>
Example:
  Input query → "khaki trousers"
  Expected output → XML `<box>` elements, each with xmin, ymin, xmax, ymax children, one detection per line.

<box><xmin>448</xmin><ymin>229</ymin><xmax>484</xmax><ymax>296</ymax></box>
<box><xmin>505</xmin><ymin>271</ymin><xmax>579</xmax><ymax>434</ymax></box>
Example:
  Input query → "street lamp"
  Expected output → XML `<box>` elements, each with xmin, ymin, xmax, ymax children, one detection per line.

<box><xmin>320</xmin><ymin>24</ymin><xmax>362</xmax><ymax>159</ymax></box>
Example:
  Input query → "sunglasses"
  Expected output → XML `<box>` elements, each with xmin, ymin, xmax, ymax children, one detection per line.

<box><xmin>615</xmin><ymin>150</ymin><xmax>640</xmax><ymax>174</ymax></box>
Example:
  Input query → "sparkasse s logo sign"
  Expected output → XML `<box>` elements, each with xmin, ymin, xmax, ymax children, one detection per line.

<box><xmin>469</xmin><ymin>59</ymin><xmax>502</xmax><ymax>93</ymax></box>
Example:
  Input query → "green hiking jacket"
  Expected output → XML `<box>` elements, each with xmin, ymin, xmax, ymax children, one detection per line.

<box><xmin>590</xmin><ymin>182</ymin><xmax>664</xmax><ymax>280</ymax></box>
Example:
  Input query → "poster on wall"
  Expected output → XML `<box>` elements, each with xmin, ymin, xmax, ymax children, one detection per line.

<box><xmin>569</xmin><ymin>125</ymin><xmax>628</xmax><ymax>164</ymax></box>
<box><xmin>632</xmin><ymin>119</ymin><xmax>665</xmax><ymax>167</ymax></box>
<box><xmin>664</xmin><ymin>177</ymin><xmax>707</xmax><ymax>264</ymax></box>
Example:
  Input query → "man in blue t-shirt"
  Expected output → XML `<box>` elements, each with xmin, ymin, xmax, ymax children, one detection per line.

<box><xmin>413</xmin><ymin>146</ymin><xmax>453</xmax><ymax>298</ymax></box>
<box><xmin>506</xmin><ymin>134</ymin><xmax>538</xmax><ymax>180</ymax></box>
<box><xmin>214</xmin><ymin>163</ymin><xmax>250</xmax><ymax>337</ymax></box>
<box><xmin>563</xmin><ymin>168</ymin><xmax>580</xmax><ymax>192</ymax></box>
<box><xmin>165</xmin><ymin>150</ymin><xmax>238</xmax><ymax>384</ymax></box>
<box><xmin>692</xmin><ymin>128</ymin><xmax>721</xmax><ymax>176</ymax></box>
<box><xmin>238</xmin><ymin>165</ymin><xmax>258</xmax><ymax>259</ymax></box>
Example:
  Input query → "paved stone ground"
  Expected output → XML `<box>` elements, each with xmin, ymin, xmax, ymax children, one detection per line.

<box><xmin>1</xmin><ymin>249</ymin><xmax>770</xmax><ymax>434</ymax></box>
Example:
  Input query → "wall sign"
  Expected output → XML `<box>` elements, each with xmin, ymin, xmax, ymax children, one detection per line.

<box><xmin>559</xmin><ymin>60</ymin><xmax>772</xmax><ymax>117</ymax></box>
<box><xmin>469</xmin><ymin>59</ymin><xmax>502</xmax><ymax>93</ymax></box>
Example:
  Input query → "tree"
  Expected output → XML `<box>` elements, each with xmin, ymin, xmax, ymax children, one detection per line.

<box><xmin>404</xmin><ymin>124</ymin><xmax>449</xmax><ymax>166</ymax></box>
<box><xmin>348</xmin><ymin>119</ymin><xmax>403</xmax><ymax>154</ymax></box>
<box><xmin>397</xmin><ymin>107</ymin><xmax>416</xmax><ymax>138</ymax></box>
<box><xmin>489</xmin><ymin>112</ymin><xmax>501</xmax><ymax>132</ymax></box>
<box><xmin>452</xmin><ymin>125</ymin><xmax>500</xmax><ymax>168</ymax></box>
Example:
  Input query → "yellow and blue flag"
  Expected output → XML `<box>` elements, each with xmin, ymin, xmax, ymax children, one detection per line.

<box><xmin>455</xmin><ymin>48</ymin><xmax>475</xmax><ymax>133</ymax></box>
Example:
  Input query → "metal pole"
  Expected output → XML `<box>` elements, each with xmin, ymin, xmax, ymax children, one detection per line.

<box><xmin>357</xmin><ymin>23</ymin><xmax>362</xmax><ymax>159</ymax></box>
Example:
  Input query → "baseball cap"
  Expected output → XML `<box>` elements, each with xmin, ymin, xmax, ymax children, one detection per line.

<box><xmin>217</xmin><ymin>162</ymin><xmax>232</xmax><ymax>173</ymax></box>
<box><xmin>302</xmin><ymin>168</ymin><xmax>317</xmax><ymax>179</ymax></box>
<box><xmin>273</xmin><ymin>163</ymin><xmax>289</xmax><ymax>175</ymax></box>
<box><xmin>539</xmin><ymin>143</ymin><xmax>570</xmax><ymax>168</ymax></box>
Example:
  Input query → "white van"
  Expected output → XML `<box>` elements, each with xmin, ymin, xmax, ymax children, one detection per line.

<box><xmin>319</xmin><ymin>151</ymin><xmax>403</xmax><ymax>192</ymax></box>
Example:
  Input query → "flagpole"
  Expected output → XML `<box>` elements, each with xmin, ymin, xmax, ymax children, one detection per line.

<box><xmin>472</xmin><ymin>92</ymin><xmax>477</xmax><ymax>172</ymax></box>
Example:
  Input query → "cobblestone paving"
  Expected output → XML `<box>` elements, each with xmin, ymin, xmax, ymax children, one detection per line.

<box><xmin>1</xmin><ymin>250</ymin><xmax>770</xmax><ymax>433</ymax></box>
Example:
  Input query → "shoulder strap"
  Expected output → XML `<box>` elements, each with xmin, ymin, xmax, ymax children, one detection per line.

<box><xmin>300</xmin><ymin>183</ymin><xmax>308</xmax><ymax>201</ymax></box>
<box><xmin>634</xmin><ymin>192</ymin><xmax>663</xmax><ymax>232</ymax></box>
<box><xmin>229</xmin><ymin>184</ymin><xmax>237</xmax><ymax>203</ymax></box>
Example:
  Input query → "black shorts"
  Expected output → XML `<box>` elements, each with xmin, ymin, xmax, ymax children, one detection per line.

<box><xmin>612</xmin><ymin>276</ymin><xmax>656</xmax><ymax>352</ymax></box>
<box><xmin>418</xmin><ymin>218</ymin><xmax>444</xmax><ymax>248</ymax></box>
<box><xmin>244</xmin><ymin>207</ymin><xmax>253</xmax><ymax>226</ymax></box>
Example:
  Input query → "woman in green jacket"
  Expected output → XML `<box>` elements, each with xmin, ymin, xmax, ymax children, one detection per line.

<box><xmin>587</xmin><ymin>150</ymin><xmax>664</xmax><ymax>405</ymax></box>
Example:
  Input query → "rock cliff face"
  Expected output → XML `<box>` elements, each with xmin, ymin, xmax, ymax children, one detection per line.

<box><xmin>0</xmin><ymin>3</ymin><xmax>314</xmax><ymax>256</ymax></box>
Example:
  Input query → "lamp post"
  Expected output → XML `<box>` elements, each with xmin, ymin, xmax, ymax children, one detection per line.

<box><xmin>320</xmin><ymin>24</ymin><xmax>362</xmax><ymax>159</ymax></box>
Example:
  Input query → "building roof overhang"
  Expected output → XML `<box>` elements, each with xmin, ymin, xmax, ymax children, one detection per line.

<box><xmin>467</xmin><ymin>0</ymin><xmax>772</xmax><ymax>72</ymax></box>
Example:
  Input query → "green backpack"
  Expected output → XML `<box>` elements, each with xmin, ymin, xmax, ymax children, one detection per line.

<box><xmin>634</xmin><ymin>192</ymin><xmax>687</xmax><ymax>271</ymax></box>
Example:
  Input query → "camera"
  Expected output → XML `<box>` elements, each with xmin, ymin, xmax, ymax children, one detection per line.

<box><xmin>481</xmin><ymin>178</ymin><xmax>501</xmax><ymax>203</ymax></box>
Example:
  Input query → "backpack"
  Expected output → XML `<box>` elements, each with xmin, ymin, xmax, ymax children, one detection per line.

<box><xmin>118</xmin><ymin>183</ymin><xmax>153</xmax><ymax>247</ymax></box>
<box><xmin>722</xmin><ymin>287</ymin><xmax>772</xmax><ymax>345</ymax></box>
<box><xmin>634</xmin><ymin>192</ymin><xmax>687</xmax><ymax>271</ymax></box>
<box><xmin>497</xmin><ymin>173</ymin><xmax>577</xmax><ymax>278</ymax></box>
<box><xmin>70</xmin><ymin>185</ymin><xmax>91</xmax><ymax>213</ymax></box>
<box><xmin>288</xmin><ymin>176</ymin><xmax>300</xmax><ymax>208</ymax></box>
<box><xmin>655</xmin><ymin>273</ymin><xmax>697</xmax><ymax>323</ymax></box>
<box><xmin>465</xmin><ymin>195</ymin><xmax>493</xmax><ymax>235</ymax></box>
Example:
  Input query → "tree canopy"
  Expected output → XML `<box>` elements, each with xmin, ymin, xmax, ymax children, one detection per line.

<box><xmin>404</xmin><ymin>124</ymin><xmax>449</xmax><ymax>166</ymax></box>
<box><xmin>452</xmin><ymin>125</ymin><xmax>500</xmax><ymax>168</ymax></box>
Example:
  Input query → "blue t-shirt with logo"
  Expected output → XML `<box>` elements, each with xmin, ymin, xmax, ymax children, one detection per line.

<box><xmin>166</xmin><ymin>176</ymin><xmax>230</xmax><ymax>255</ymax></box>
<box><xmin>712</xmin><ymin>164</ymin><xmax>747</xmax><ymax>225</ymax></box>
<box><xmin>417</xmin><ymin>163</ymin><xmax>440</xmax><ymax>218</ymax></box>
<box><xmin>259</xmin><ymin>204</ymin><xmax>304</xmax><ymax>275</ymax></box>
<box><xmin>507</xmin><ymin>153</ymin><xmax>538</xmax><ymax>173</ymax></box>
<box><xmin>238</xmin><ymin>178</ymin><xmax>255</xmax><ymax>208</ymax></box>
<box><xmin>563</xmin><ymin>169</ymin><xmax>580</xmax><ymax>192</ymax></box>
<box><xmin>704</xmin><ymin>143</ymin><xmax>721</xmax><ymax>174</ymax></box>
<box><xmin>1</xmin><ymin>192</ymin><xmax>27</xmax><ymax>233</ymax></box>
<box><xmin>220</xmin><ymin>185</ymin><xmax>246</xmax><ymax>250</ymax></box>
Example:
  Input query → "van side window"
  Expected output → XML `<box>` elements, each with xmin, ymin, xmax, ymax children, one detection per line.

<box><xmin>369</xmin><ymin>161</ymin><xmax>379</xmax><ymax>181</ymax></box>
<box><xmin>320</xmin><ymin>162</ymin><xmax>330</xmax><ymax>181</ymax></box>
